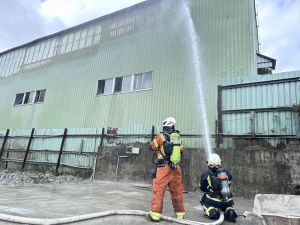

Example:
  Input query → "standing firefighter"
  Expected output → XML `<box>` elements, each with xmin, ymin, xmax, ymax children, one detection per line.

<box><xmin>199</xmin><ymin>153</ymin><xmax>237</xmax><ymax>222</ymax></box>
<box><xmin>148</xmin><ymin>117</ymin><xmax>185</xmax><ymax>222</ymax></box>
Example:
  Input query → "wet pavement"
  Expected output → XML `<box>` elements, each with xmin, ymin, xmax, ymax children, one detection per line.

<box><xmin>0</xmin><ymin>181</ymin><xmax>254</xmax><ymax>224</ymax></box>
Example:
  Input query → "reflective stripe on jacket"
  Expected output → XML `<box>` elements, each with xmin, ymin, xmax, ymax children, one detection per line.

<box><xmin>199</xmin><ymin>169</ymin><xmax>233</xmax><ymax>200</ymax></box>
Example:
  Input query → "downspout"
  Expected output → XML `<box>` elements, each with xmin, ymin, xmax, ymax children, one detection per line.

<box><xmin>115</xmin><ymin>155</ymin><xmax>128</xmax><ymax>182</ymax></box>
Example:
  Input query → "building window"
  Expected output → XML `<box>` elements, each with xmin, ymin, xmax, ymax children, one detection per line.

<box><xmin>114</xmin><ymin>77</ymin><xmax>123</xmax><ymax>93</ymax></box>
<box><xmin>122</xmin><ymin>75</ymin><xmax>132</xmax><ymax>92</ymax></box>
<box><xmin>14</xmin><ymin>93</ymin><xmax>25</xmax><ymax>106</ymax></box>
<box><xmin>97</xmin><ymin>71</ymin><xmax>153</xmax><ymax>96</ymax></box>
<box><xmin>97</xmin><ymin>79</ymin><xmax>114</xmax><ymax>95</ymax></box>
<box><xmin>256</xmin><ymin>53</ymin><xmax>276</xmax><ymax>75</ymax></box>
<box><xmin>34</xmin><ymin>89</ymin><xmax>46</xmax><ymax>103</ymax></box>
<box><xmin>133</xmin><ymin>71</ymin><xmax>153</xmax><ymax>90</ymax></box>
<box><xmin>23</xmin><ymin>91</ymin><xmax>35</xmax><ymax>104</ymax></box>
<box><xmin>113</xmin><ymin>75</ymin><xmax>132</xmax><ymax>93</ymax></box>
<box><xmin>13</xmin><ymin>89</ymin><xmax>46</xmax><ymax>106</ymax></box>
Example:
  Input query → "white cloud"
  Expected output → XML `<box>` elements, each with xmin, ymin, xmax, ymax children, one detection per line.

<box><xmin>2</xmin><ymin>0</ymin><xmax>299</xmax><ymax>73</ymax></box>
<box><xmin>39</xmin><ymin>0</ymin><xmax>144</xmax><ymax>27</ymax></box>
<box><xmin>0</xmin><ymin>0</ymin><xmax>65</xmax><ymax>52</ymax></box>
<box><xmin>257</xmin><ymin>0</ymin><xmax>300</xmax><ymax>72</ymax></box>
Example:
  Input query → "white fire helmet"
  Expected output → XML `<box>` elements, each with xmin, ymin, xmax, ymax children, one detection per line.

<box><xmin>207</xmin><ymin>153</ymin><xmax>222</xmax><ymax>168</ymax></box>
<box><xmin>162</xmin><ymin>117</ymin><xmax>176</xmax><ymax>127</ymax></box>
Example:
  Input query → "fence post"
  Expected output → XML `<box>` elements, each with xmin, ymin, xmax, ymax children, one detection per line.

<box><xmin>91</xmin><ymin>127</ymin><xmax>105</xmax><ymax>178</ymax></box>
<box><xmin>215</xmin><ymin>120</ymin><xmax>220</xmax><ymax>148</ymax></box>
<box><xmin>0</xmin><ymin>129</ymin><xmax>10</xmax><ymax>160</ymax></box>
<box><xmin>217</xmin><ymin>85</ymin><xmax>223</xmax><ymax>145</ymax></box>
<box><xmin>98</xmin><ymin>128</ymin><xmax>105</xmax><ymax>154</ymax></box>
<box><xmin>151</xmin><ymin>126</ymin><xmax>155</xmax><ymax>141</ymax></box>
<box><xmin>250</xmin><ymin>111</ymin><xmax>256</xmax><ymax>138</ymax></box>
<box><xmin>22</xmin><ymin>128</ymin><xmax>35</xmax><ymax>171</ymax></box>
<box><xmin>296</xmin><ymin>111</ymin><xmax>300</xmax><ymax>139</ymax></box>
<box><xmin>56</xmin><ymin>128</ymin><xmax>68</xmax><ymax>175</ymax></box>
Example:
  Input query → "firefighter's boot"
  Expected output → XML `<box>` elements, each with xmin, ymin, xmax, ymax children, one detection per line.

<box><xmin>208</xmin><ymin>208</ymin><xmax>220</xmax><ymax>220</ymax></box>
<box><xmin>224</xmin><ymin>208</ymin><xmax>237</xmax><ymax>222</ymax></box>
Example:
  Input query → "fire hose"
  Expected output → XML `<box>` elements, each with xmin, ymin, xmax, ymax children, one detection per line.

<box><xmin>0</xmin><ymin>210</ymin><xmax>224</xmax><ymax>225</ymax></box>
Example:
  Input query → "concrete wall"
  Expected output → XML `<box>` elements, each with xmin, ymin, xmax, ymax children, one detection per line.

<box><xmin>95</xmin><ymin>142</ymin><xmax>300</xmax><ymax>198</ymax></box>
<box><xmin>95</xmin><ymin>143</ymin><xmax>154</xmax><ymax>183</ymax></box>
<box><xmin>217</xmin><ymin>144</ymin><xmax>300</xmax><ymax>197</ymax></box>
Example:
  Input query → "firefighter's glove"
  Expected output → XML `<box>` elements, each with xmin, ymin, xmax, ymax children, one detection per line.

<box><xmin>211</xmin><ymin>176</ymin><xmax>222</xmax><ymax>191</ymax></box>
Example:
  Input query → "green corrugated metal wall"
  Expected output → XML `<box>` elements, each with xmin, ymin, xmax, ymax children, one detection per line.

<box><xmin>221</xmin><ymin>71</ymin><xmax>300</xmax><ymax>134</ymax></box>
<box><xmin>0</xmin><ymin>0</ymin><xmax>258</xmax><ymax>148</ymax></box>
<box><xmin>220</xmin><ymin>70</ymin><xmax>300</xmax><ymax>147</ymax></box>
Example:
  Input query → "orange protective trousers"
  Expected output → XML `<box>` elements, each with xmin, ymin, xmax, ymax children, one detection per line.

<box><xmin>150</xmin><ymin>164</ymin><xmax>185</xmax><ymax>213</ymax></box>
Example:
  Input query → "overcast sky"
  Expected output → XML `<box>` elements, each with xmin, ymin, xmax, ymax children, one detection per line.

<box><xmin>0</xmin><ymin>0</ymin><xmax>299</xmax><ymax>73</ymax></box>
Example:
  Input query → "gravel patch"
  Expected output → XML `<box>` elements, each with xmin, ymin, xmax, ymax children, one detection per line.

<box><xmin>0</xmin><ymin>170</ymin><xmax>85</xmax><ymax>186</ymax></box>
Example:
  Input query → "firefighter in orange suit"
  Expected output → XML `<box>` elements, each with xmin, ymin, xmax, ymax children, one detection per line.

<box><xmin>148</xmin><ymin>117</ymin><xmax>185</xmax><ymax>222</ymax></box>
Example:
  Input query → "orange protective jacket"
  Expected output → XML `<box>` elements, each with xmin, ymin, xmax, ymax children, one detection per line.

<box><xmin>150</xmin><ymin>132</ymin><xmax>184</xmax><ymax>160</ymax></box>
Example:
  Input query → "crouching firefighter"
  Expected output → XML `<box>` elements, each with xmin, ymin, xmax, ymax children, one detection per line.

<box><xmin>199</xmin><ymin>154</ymin><xmax>237</xmax><ymax>222</ymax></box>
<box><xmin>148</xmin><ymin>117</ymin><xmax>185</xmax><ymax>222</ymax></box>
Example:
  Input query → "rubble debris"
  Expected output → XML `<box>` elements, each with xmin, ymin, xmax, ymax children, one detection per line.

<box><xmin>0</xmin><ymin>170</ymin><xmax>84</xmax><ymax>186</ymax></box>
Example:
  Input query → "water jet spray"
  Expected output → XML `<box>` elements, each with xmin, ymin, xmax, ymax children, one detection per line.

<box><xmin>181</xmin><ymin>0</ymin><xmax>213</xmax><ymax>157</ymax></box>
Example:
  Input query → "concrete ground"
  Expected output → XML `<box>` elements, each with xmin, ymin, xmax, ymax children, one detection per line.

<box><xmin>0</xmin><ymin>181</ymin><xmax>255</xmax><ymax>225</ymax></box>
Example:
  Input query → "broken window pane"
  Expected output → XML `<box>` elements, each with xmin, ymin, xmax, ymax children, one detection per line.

<box><xmin>14</xmin><ymin>93</ymin><xmax>24</xmax><ymax>105</ymax></box>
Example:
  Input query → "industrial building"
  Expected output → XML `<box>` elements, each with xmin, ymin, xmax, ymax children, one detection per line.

<box><xmin>0</xmin><ymin>0</ymin><xmax>277</xmax><ymax>142</ymax></box>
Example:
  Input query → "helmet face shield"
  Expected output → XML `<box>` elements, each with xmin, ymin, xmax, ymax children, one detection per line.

<box><xmin>208</xmin><ymin>164</ymin><xmax>221</xmax><ymax>168</ymax></box>
<box><xmin>163</xmin><ymin>125</ymin><xmax>175</xmax><ymax>134</ymax></box>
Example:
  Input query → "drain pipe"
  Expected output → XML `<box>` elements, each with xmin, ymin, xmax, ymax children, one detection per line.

<box><xmin>115</xmin><ymin>155</ymin><xmax>128</xmax><ymax>182</ymax></box>
<box><xmin>89</xmin><ymin>154</ymin><xmax>97</xmax><ymax>180</ymax></box>
<box><xmin>0</xmin><ymin>210</ymin><xmax>224</xmax><ymax>225</ymax></box>
<box><xmin>79</xmin><ymin>153</ymin><xmax>97</xmax><ymax>180</ymax></box>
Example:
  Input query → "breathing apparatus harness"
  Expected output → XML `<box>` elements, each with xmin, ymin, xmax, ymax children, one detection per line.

<box><xmin>156</xmin><ymin>130</ymin><xmax>182</xmax><ymax>169</ymax></box>
<box><xmin>208</xmin><ymin>167</ymin><xmax>231</xmax><ymax>200</ymax></box>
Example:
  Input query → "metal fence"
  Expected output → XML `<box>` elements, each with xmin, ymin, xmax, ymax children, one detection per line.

<box><xmin>0</xmin><ymin>128</ymin><xmax>100</xmax><ymax>175</ymax></box>
<box><xmin>0</xmin><ymin>126</ymin><xmax>223</xmax><ymax>176</ymax></box>
<box><xmin>217</xmin><ymin>74</ymin><xmax>300</xmax><ymax>148</ymax></box>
